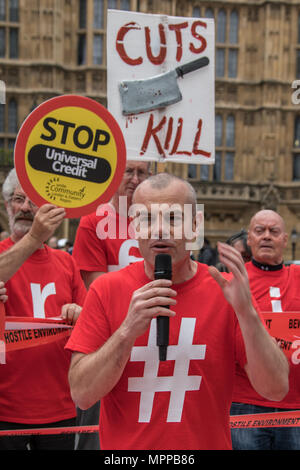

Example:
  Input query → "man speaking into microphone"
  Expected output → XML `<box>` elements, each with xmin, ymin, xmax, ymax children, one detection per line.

<box><xmin>66</xmin><ymin>173</ymin><xmax>288</xmax><ymax>450</ymax></box>
<box><xmin>155</xmin><ymin>253</ymin><xmax>172</xmax><ymax>361</ymax></box>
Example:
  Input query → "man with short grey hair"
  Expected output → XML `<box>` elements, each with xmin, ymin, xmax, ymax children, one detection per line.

<box><xmin>0</xmin><ymin>168</ymin><xmax>86</xmax><ymax>450</ymax></box>
<box><xmin>231</xmin><ymin>209</ymin><xmax>300</xmax><ymax>450</ymax></box>
<box><xmin>67</xmin><ymin>174</ymin><xmax>288</xmax><ymax>450</ymax></box>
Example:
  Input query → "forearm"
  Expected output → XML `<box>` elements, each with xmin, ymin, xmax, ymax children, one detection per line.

<box><xmin>237</xmin><ymin>306</ymin><xmax>289</xmax><ymax>401</ymax></box>
<box><xmin>0</xmin><ymin>205</ymin><xmax>66</xmax><ymax>282</ymax></box>
<box><xmin>208</xmin><ymin>244</ymin><xmax>289</xmax><ymax>401</ymax></box>
<box><xmin>69</xmin><ymin>323</ymin><xmax>135</xmax><ymax>410</ymax></box>
<box><xmin>81</xmin><ymin>270</ymin><xmax>105</xmax><ymax>289</ymax></box>
<box><xmin>0</xmin><ymin>232</ymin><xmax>41</xmax><ymax>282</ymax></box>
<box><xmin>69</xmin><ymin>278</ymin><xmax>177</xmax><ymax>409</ymax></box>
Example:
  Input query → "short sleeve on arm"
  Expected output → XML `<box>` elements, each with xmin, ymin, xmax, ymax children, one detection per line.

<box><xmin>65</xmin><ymin>284</ymin><xmax>110</xmax><ymax>355</ymax></box>
<box><xmin>73</xmin><ymin>216</ymin><xmax>108</xmax><ymax>273</ymax></box>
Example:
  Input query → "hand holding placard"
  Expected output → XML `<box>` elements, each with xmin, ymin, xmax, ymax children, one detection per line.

<box><xmin>14</xmin><ymin>95</ymin><xmax>126</xmax><ymax>218</ymax></box>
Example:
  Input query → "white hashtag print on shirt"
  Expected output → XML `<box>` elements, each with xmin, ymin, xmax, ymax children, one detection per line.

<box><xmin>128</xmin><ymin>317</ymin><xmax>206</xmax><ymax>423</ymax></box>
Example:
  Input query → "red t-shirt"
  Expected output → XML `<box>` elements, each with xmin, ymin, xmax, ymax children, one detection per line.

<box><xmin>233</xmin><ymin>261</ymin><xmax>300</xmax><ymax>408</ymax></box>
<box><xmin>66</xmin><ymin>261</ymin><xmax>247</xmax><ymax>450</ymax></box>
<box><xmin>72</xmin><ymin>205</ymin><xmax>143</xmax><ymax>273</ymax></box>
<box><xmin>0</xmin><ymin>238</ymin><xmax>86</xmax><ymax>424</ymax></box>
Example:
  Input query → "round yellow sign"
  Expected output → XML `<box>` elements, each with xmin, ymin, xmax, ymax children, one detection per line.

<box><xmin>15</xmin><ymin>95</ymin><xmax>126</xmax><ymax>217</ymax></box>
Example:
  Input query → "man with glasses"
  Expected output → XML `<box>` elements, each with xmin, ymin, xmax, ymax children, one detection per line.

<box><xmin>72</xmin><ymin>159</ymin><xmax>151</xmax><ymax>449</ymax></box>
<box><xmin>73</xmin><ymin>160</ymin><xmax>151</xmax><ymax>288</ymax></box>
<box><xmin>226</xmin><ymin>229</ymin><xmax>252</xmax><ymax>263</ymax></box>
<box><xmin>0</xmin><ymin>168</ymin><xmax>86</xmax><ymax>450</ymax></box>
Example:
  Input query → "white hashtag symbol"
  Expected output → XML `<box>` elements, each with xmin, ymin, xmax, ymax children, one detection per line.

<box><xmin>128</xmin><ymin>317</ymin><xmax>206</xmax><ymax>422</ymax></box>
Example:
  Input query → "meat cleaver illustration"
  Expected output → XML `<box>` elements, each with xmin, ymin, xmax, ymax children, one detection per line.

<box><xmin>119</xmin><ymin>56</ymin><xmax>209</xmax><ymax>116</ymax></box>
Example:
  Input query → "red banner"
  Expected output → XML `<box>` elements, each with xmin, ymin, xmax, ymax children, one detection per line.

<box><xmin>1</xmin><ymin>410</ymin><xmax>300</xmax><ymax>436</ymax></box>
<box><xmin>0</xmin><ymin>303</ymin><xmax>72</xmax><ymax>364</ymax></box>
<box><xmin>0</xmin><ymin>307</ymin><xmax>299</xmax><ymax>362</ymax></box>
<box><xmin>261</xmin><ymin>312</ymin><xmax>300</xmax><ymax>360</ymax></box>
<box><xmin>230</xmin><ymin>410</ymin><xmax>300</xmax><ymax>429</ymax></box>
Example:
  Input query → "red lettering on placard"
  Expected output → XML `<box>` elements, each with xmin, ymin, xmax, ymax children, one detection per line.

<box><xmin>190</xmin><ymin>21</ymin><xmax>207</xmax><ymax>54</ymax></box>
<box><xmin>164</xmin><ymin>117</ymin><xmax>173</xmax><ymax>151</ymax></box>
<box><xmin>116</xmin><ymin>20</ymin><xmax>208</xmax><ymax>66</ymax></box>
<box><xmin>140</xmin><ymin>114</ymin><xmax>211</xmax><ymax>159</ymax></box>
<box><xmin>193</xmin><ymin>119</ymin><xmax>211</xmax><ymax>157</ymax></box>
<box><xmin>168</xmin><ymin>22</ymin><xmax>189</xmax><ymax>62</ymax></box>
<box><xmin>140</xmin><ymin>114</ymin><xmax>167</xmax><ymax>157</ymax></box>
<box><xmin>145</xmin><ymin>24</ymin><xmax>167</xmax><ymax>65</ymax></box>
<box><xmin>170</xmin><ymin>118</ymin><xmax>191</xmax><ymax>156</ymax></box>
<box><xmin>116</xmin><ymin>22</ymin><xmax>143</xmax><ymax>65</ymax></box>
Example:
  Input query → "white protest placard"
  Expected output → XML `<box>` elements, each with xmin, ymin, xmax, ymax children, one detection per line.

<box><xmin>107</xmin><ymin>10</ymin><xmax>215</xmax><ymax>164</ymax></box>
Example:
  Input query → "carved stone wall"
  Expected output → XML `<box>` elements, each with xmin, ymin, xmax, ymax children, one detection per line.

<box><xmin>0</xmin><ymin>0</ymin><xmax>300</xmax><ymax>258</ymax></box>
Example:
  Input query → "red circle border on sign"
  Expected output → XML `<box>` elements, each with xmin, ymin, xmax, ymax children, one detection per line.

<box><xmin>14</xmin><ymin>95</ymin><xmax>126</xmax><ymax>218</ymax></box>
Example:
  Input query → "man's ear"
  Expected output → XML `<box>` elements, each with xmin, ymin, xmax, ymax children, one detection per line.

<box><xmin>185</xmin><ymin>210</ymin><xmax>204</xmax><ymax>251</ymax></box>
<box><xmin>246</xmin><ymin>230</ymin><xmax>252</xmax><ymax>248</ymax></box>
<box><xmin>283</xmin><ymin>232</ymin><xmax>288</xmax><ymax>250</ymax></box>
<box><xmin>193</xmin><ymin>210</ymin><xmax>203</xmax><ymax>236</ymax></box>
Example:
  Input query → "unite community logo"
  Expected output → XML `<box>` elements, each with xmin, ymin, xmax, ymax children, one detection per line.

<box><xmin>95</xmin><ymin>197</ymin><xmax>204</xmax><ymax>250</ymax></box>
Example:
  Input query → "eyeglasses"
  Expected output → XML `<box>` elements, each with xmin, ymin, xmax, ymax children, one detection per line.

<box><xmin>226</xmin><ymin>229</ymin><xmax>247</xmax><ymax>245</ymax></box>
<box><xmin>9</xmin><ymin>195</ymin><xmax>37</xmax><ymax>209</ymax></box>
<box><xmin>124</xmin><ymin>167</ymin><xmax>149</xmax><ymax>181</ymax></box>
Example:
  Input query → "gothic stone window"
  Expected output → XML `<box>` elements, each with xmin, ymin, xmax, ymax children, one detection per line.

<box><xmin>188</xmin><ymin>114</ymin><xmax>235</xmax><ymax>182</ymax></box>
<box><xmin>0</xmin><ymin>0</ymin><xmax>19</xmax><ymax>59</ymax></box>
<box><xmin>192</xmin><ymin>5</ymin><xmax>239</xmax><ymax>79</ymax></box>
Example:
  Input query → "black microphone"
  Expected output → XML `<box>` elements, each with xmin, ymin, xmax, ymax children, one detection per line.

<box><xmin>154</xmin><ymin>253</ymin><xmax>172</xmax><ymax>361</ymax></box>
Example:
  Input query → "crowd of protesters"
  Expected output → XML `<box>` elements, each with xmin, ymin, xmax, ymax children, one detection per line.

<box><xmin>0</xmin><ymin>163</ymin><xmax>298</xmax><ymax>451</ymax></box>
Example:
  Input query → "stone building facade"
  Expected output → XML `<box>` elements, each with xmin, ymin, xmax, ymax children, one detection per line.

<box><xmin>1</xmin><ymin>0</ymin><xmax>300</xmax><ymax>259</ymax></box>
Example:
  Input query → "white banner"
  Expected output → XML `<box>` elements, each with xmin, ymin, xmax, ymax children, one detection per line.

<box><xmin>107</xmin><ymin>10</ymin><xmax>215</xmax><ymax>164</ymax></box>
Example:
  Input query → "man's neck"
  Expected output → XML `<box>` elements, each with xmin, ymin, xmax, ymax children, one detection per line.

<box><xmin>251</xmin><ymin>258</ymin><xmax>283</xmax><ymax>271</ymax></box>
<box><xmin>111</xmin><ymin>195</ymin><xmax>131</xmax><ymax>216</ymax></box>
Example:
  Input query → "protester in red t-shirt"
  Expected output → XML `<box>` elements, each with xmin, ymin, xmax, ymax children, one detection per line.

<box><xmin>67</xmin><ymin>173</ymin><xmax>289</xmax><ymax>450</ymax></box>
<box><xmin>0</xmin><ymin>168</ymin><xmax>86</xmax><ymax>450</ymax></box>
<box><xmin>72</xmin><ymin>160</ymin><xmax>151</xmax><ymax>450</ymax></box>
<box><xmin>73</xmin><ymin>161</ymin><xmax>151</xmax><ymax>288</ymax></box>
<box><xmin>231</xmin><ymin>210</ymin><xmax>300</xmax><ymax>450</ymax></box>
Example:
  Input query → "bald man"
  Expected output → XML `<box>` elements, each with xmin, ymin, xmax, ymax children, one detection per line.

<box><xmin>231</xmin><ymin>209</ymin><xmax>300</xmax><ymax>450</ymax></box>
<box><xmin>67</xmin><ymin>178</ymin><xmax>288</xmax><ymax>450</ymax></box>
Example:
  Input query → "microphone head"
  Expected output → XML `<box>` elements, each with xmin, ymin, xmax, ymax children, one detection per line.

<box><xmin>154</xmin><ymin>253</ymin><xmax>172</xmax><ymax>280</ymax></box>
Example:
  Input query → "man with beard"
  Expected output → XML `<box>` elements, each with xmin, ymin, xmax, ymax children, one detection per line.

<box><xmin>0</xmin><ymin>168</ymin><xmax>86</xmax><ymax>450</ymax></box>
